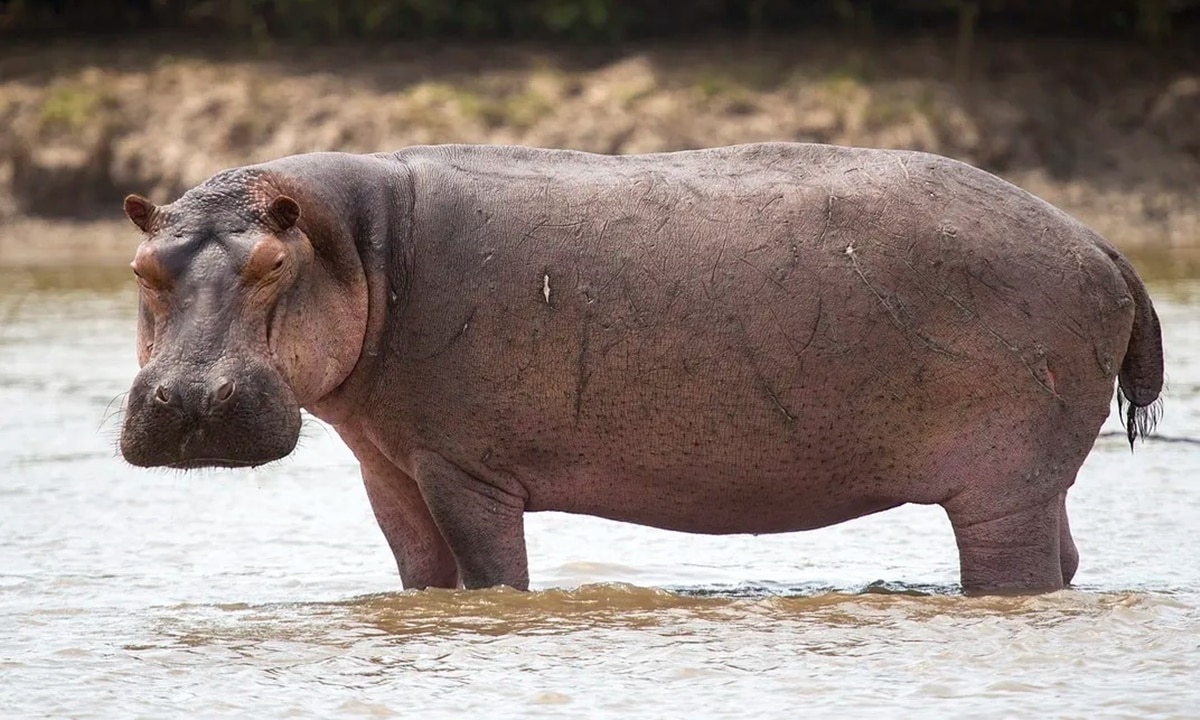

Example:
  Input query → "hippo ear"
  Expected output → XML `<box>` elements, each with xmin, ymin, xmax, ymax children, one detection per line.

<box><xmin>124</xmin><ymin>194</ymin><xmax>156</xmax><ymax>232</ymax></box>
<box><xmin>265</xmin><ymin>195</ymin><xmax>301</xmax><ymax>233</ymax></box>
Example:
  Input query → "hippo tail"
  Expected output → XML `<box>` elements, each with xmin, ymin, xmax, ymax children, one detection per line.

<box><xmin>1100</xmin><ymin>242</ymin><xmax>1164</xmax><ymax>448</ymax></box>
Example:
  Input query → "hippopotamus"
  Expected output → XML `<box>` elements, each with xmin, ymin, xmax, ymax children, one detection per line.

<box><xmin>118</xmin><ymin>142</ymin><xmax>1163</xmax><ymax>595</ymax></box>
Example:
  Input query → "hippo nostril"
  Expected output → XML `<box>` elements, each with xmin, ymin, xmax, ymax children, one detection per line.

<box><xmin>154</xmin><ymin>384</ymin><xmax>172</xmax><ymax>405</ymax></box>
<box><xmin>214</xmin><ymin>379</ymin><xmax>236</xmax><ymax>405</ymax></box>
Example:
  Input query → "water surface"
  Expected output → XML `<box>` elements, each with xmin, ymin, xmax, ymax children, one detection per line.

<box><xmin>2</xmin><ymin>269</ymin><xmax>1198</xmax><ymax>718</ymax></box>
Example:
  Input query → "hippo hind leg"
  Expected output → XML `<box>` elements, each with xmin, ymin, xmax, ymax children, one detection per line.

<box><xmin>936</xmin><ymin>394</ymin><xmax>1102</xmax><ymax>594</ymax></box>
<box><xmin>940</xmin><ymin>444</ymin><xmax>1086</xmax><ymax>595</ymax></box>
<box><xmin>945</xmin><ymin>491</ymin><xmax>1066</xmax><ymax>595</ymax></box>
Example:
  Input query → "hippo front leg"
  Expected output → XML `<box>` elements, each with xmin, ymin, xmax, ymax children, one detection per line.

<box><xmin>342</xmin><ymin>429</ymin><xmax>459</xmax><ymax>589</ymax></box>
<box><xmin>411</xmin><ymin>452</ymin><xmax>530</xmax><ymax>590</ymax></box>
<box><xmin>361</xmin><ymin>464</ymin><xmax>460</xmax><ymax>590</ymax></box>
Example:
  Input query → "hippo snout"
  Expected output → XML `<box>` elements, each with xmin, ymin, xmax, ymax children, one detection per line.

<box><xmin>119</xmin><ymin>360</ymin><xmax>301</xmax><ymax>469</ymax></box>
<box><xmin>149</xmin><ymin>375</ymin><xmax>237</xmax><ymax>412</ymax></box>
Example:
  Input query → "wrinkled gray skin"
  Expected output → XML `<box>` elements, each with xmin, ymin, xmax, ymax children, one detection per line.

<box><xmin>119</xmin><ymin>143</ymin><xmax>1164</xmax><ymax>595</ymax></box>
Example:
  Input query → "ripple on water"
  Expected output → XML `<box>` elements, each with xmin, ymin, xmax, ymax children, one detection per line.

<box><xmin>68</xmin><ymin>584</ymin><xmax>1195</xmax><ymax>718</ymax></box>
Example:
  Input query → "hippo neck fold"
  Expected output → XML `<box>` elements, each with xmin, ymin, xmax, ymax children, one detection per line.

<box><xmin>264</xmin><ymin>152</ymin><xmax>414</xmax><ymax>425</ymax></box>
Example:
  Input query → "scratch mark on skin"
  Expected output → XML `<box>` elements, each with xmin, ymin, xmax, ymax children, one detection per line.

<box><xmin>876</xmin><ymin>197</ymin><xmax>894</xmax><ymax>225</ymax></box>
<box><xmin>898</xmin><ymin>255</ymin><xmax>1064</xmax><ymax>401</ymax></box>
<box><xmin>800</xmin><ymin>296</ymin><xmax>823</xmax><ymax>354</ymax></box>
<box><xmin>767</xmin><ymin>296</ymin><xmax>823</xmax><ymax>359</ymax></box>
<box><xmin>516</xmin><ymin>216</ymin><xmax>575</xmax><ymax>250</ymax></box>
<box><xmin>737</xmin><ymin>255</ymin><xmax>787</xmax><ymax>291</ymax></box>
<box><xmin>943</xmin><ymin>291</ymin><xmax>1063</xmax><ymax>401</ymax></box>
<box><xmin>515</xmin><ymin>221</ymin><xmax>544</xmax><ymax>252</ymax></box>
<box><xmin>817</xmin><ymin>194</ymin><xmax>835</xmax><ymax>245</ymax></box>
<box><xmin>543</xmin><ymin>220</ymin><xmax>587</xmax><ymax>230</ymax></box>
<box><xmin>598</xmin><ymin>258</ymin><xmax>630</xmax><ymax>298</ymax></box>
<box><xmin>543</xmin><ymin>274</ymin><xmax>551</xmax><ymax>304</ymax></box>
<box><xmin>762</xmin><ymin>382</ymin><xmax>797</xmax><ymax>422</ymax></box>
<box><xmin>759</xmin><ymin>194</ymin><xmax>783</xmax><ymax>214</ymax></box>
<box><xmin>732</xmin><ymin>315</ymin><xmax>797</xmax><ymax>423</ymax></box>
<box><xmin>975</xmin><ymin>258</ymin><xmax>1019</xmax><ymax>295</ymax></box>
<box><xmin>896</xmin><ymin>156</ymin><xmax>911</xmax><ymax>181</ymax></box>
<box><xmin>414</xmin><ymin>306</ymin><xmax>477</xmax><ymax>361</ymax></box>
<box><xmin>710</xmin><ymin>234</ymin><xmax>729</xmax><ymax>286</ymax></box>
<box><xmin>846</xmin><ymin>244</ymin><xmax>958</xmax><ymax>358</ymax></box>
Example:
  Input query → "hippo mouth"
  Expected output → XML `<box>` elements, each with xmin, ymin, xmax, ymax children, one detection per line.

<box><xmin>167</xmin><ymin>457</ymin><xmax>270</xmax><ymax>470</ymax></box>
<box><xmin>125</xmin><ymin>426</ymin><xmax>300</xmax><ymax>470</ymax></box>
<box><xmin>122</xmin><ymin>415</ymin><xmax>301</xmax><ymax>469</ymax></box>
<box><xmin>165</xmin><ymin>425</ymin><xmax>295</xmax><ymax>469</ymax></box>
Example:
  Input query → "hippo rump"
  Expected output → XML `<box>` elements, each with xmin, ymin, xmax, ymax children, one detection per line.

<box><xmin>118</xmin><ymin>142</ymin><xmax>1163</xmax><ymax>595</ymax></box>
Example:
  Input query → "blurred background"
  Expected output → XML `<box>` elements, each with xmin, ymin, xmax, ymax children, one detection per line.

<box><xmin>1</xmin><ymin>0</ymin><xmax>1199</xmax><ymax>268</ymax></box>
<box><xmin>3</xmin><ymin>4</ymin><xmax>1200</xmax><ymax>718</ymax></box>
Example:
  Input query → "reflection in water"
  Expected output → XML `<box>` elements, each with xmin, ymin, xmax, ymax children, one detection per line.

<box><xmin>1</xmin><ymin>268</ymin><xmax>1199</xmax><ymax>718</ymax></box>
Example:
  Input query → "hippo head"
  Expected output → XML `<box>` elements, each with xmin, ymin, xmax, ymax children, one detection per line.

<box><xmin>118</xmin><ymin>170</ymin><xmax>368</xmax><ymax>469</ymax></box>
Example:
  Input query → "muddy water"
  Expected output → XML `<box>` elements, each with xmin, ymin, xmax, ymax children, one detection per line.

<box><xmin>2</xmin><ymin>268</ymin><xmax>1198</xmax><ymax>718</ymax></box>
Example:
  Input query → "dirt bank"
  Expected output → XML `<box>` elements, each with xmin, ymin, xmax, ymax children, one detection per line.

<box><xmin>1</xmin><ymin>34</ymin><xmax>1198</xmax><ymax>266</ymax></box>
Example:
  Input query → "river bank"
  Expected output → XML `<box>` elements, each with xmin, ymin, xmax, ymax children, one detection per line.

<box><xmin>1</xmin><ymin>34</ymin><xmax>1198</xmax><ymax>267</ymax></box>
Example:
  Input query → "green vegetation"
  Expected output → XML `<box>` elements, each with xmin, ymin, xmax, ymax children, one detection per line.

<box><xmin>482</xmin><ymin>89</ymin><xmax>556</xmax><ymax>131</ymax></box>
<box><xmin>37</xmin><ymin>82</ymin><xmax>117</xmax><ymax>135</ymax></box>
<box><xmin>393</xmin><ymin>80</ymin><xmax>557</xmax><ymax>131</ymax></box>
<box><xmin>1</xmin><ymin>1</ymin><xmax>1197</xmax><ymax>42</ymax></box>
